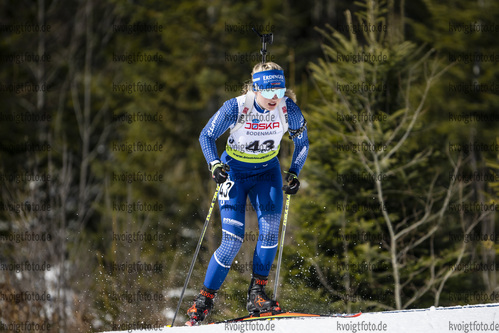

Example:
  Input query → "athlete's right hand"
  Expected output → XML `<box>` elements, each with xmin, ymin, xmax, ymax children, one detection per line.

<box><xmin>283</xmin><ymin>171</ymin><xmax>300</xmax><ymax>194</ymax></box>
<box><xmin>209</xmin><ymin>160</ymin><xmax>229</xmax><ymax>184</ymax></box>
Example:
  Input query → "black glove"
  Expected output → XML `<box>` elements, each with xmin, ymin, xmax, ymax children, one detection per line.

<box><xmin>282</xmin><ymin>171</ymin><xmax>300</xmax><ymax>195</ymax></box>
<box><xmin>209</xmin><ymin>160</ymin><xmax>229</xmax><ymax>184</ymax></box>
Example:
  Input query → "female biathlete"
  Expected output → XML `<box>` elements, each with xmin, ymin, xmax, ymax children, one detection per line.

<box><xmin>187</xmin><ymin>61</ymin><xmax>309</xmax><ymax>325</ymax></box>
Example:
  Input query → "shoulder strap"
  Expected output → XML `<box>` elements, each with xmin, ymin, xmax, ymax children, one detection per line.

<box><xmin>277</xmin><ymin>97</ymin><xmax>288</xmax><ymax>133</ymax></box>
<box><xmin>230</xmin><ymin>91</ymin><xmax>255</xmax><ymax>134</ymax></box>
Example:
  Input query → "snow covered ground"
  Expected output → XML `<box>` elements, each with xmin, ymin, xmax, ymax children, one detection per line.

<box><xmin>102</xmin><ymin>303</ymin><xmax>499</xmax><ymax>333</ymax></box>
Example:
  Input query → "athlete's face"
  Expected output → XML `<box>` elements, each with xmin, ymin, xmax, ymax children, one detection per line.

<box><xmin>255</xmin><ymin>91</ymin><xmax>282</xmax><ymax>110</ymax></box>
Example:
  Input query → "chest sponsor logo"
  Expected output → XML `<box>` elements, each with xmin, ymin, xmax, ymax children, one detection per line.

<box><xmin>245</xmin><ymin>119</ymin><xmax>280</xmax><ymax>130</ymax></box>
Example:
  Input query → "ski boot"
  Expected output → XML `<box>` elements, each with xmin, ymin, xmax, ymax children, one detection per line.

<box><xmin>186</xmin><ymin>287</ymin><xmax>217</xmax><ymax>326</ymax></box>
<box><xmin>246</xmin><ymin>274</ymin><xmax>282</xmax><ymax>314</ymax></box>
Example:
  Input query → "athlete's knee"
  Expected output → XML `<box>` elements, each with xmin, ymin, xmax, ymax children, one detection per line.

<box><xmin>220</xmin><ymin>231</ymin><xmax>244</xmax><ymax>247</ymax></box>
<box><xmin>214</xmin><ymin>230</ymin><xmax>244</xmax><ymax>266</ymax></box>
<box><xmin>257</xmin><ymin>232</ymin><xmax>278</xmax><ymax>245</ymax></box>
<box><xmin>259</xmin><ymin>213</ymin><xmax>281</xmax><ymax>229</ymax></box>
<box><xmin>257</xmin><ymin>213</ymin><xmax>280</xmax><ymax>246</ymax></box>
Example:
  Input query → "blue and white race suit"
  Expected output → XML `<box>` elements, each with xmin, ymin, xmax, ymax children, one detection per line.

<box><xmin>199</xmin><ymin>94</ymin><xmax>309</xmax><ymax>290</ymax></box>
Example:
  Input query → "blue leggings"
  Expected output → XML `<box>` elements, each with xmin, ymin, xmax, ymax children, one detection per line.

<box><xmin>203</xmin><ymin>161</ymin><xmax>283</xmax><ymax>290</ymax></box>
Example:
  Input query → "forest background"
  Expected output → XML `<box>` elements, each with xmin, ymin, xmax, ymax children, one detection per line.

<box><xmin>0</xmin><ymin>0</ymin><xmax>498</xmax><ymax>331</ymax></box>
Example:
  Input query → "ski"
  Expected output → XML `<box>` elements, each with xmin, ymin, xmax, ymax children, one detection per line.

<box><xmin>211</xmin><ymin>310</ymin><xmax>362</xmax><ymax>324</ymax></box>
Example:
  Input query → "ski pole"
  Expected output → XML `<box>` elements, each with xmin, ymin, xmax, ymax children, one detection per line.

<box><xmin>170</xmin><ymin>184</ymin><xmax>221</xmax><ymax>327</ymax></box>
<box><xmin>273</xmin><ymin>193</ymin><xmax>291</xmax><ymax>301</ymax></box>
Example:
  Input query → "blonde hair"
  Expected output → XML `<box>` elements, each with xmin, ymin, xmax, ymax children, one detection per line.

<box><xmin>242</xmin><ymin>62</ymin><xmax>297</xmax><ymax>103</ymax></box>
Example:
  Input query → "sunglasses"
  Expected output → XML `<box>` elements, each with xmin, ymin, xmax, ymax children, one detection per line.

<box><xmin>258</xmin><ymin>88</ymin><xmax>286</xmax><ymax>99</ymax></box>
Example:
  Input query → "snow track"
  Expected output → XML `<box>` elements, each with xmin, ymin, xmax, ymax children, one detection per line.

<box><xmin>102</xmin><ymin>303</ymin><xmax>499</xmax><ymax>333</ymax></box>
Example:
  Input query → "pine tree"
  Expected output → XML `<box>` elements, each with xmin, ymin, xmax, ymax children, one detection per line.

<box><xmin>287</xmin><ymin>0</ymin><xmax>474</xmax><ymax>312</ymax></box>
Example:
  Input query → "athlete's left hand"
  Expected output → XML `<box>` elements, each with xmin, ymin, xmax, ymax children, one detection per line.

<box><xmin>283</xmin><ymin>171</ymin><xmax>300</xmax><ymax>195</ymax></box>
